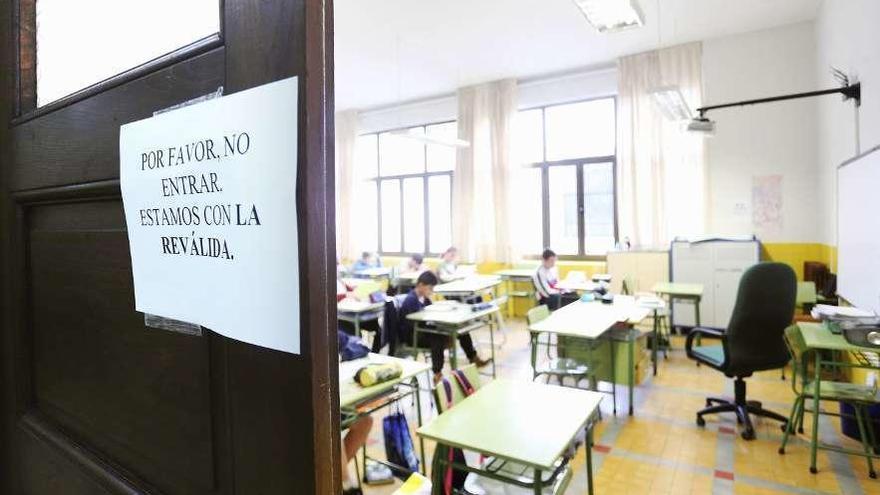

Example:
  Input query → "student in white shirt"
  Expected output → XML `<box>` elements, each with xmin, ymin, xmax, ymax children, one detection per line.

<box><xmin>437</xmin><ymin>246</ymin><xmax>459</xmax><ymax>282</ymax></box>
<box><xmin>533</xmin><ymin>248</ymin><xmax>568</xmax><ymax>310</ymax></box>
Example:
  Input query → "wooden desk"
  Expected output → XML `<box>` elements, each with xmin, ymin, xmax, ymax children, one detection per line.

<box><xmin>339</xmin><ymin>353</ymin><xmax>431</xmax><ymax>476</ymax></box>
<box><xmin>406</xmin><ymin>302</ymin><xmax>499</xmax><ymax>377</ymax></box>
<box><xmin>529</xmin><ymin>298</ymin><xmax>650</xmax><ymax>415</ymax></box>
<box><xmin>417</xmin><ymin>379</ymin><xmax>603</xmax><ymax>495</ymax></box>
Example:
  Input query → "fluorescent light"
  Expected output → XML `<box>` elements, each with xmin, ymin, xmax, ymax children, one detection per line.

<box><xmin>390</xmin><ymin>129</ymin><xmax>470</xmax><ymax>148</ymax></box>
<box><xmin>650</xmin><ymin>86</ymin><xmax>692</xmax><ymax>121</ymax></box>
<box><xmin>572</xmin><ymin>0</ymin><xmax>644</xmax><ymax>33</ymax></box>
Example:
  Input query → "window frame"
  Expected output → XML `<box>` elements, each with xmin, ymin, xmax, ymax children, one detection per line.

<box><xmin>361</xmin><ymin>120</ymin><xmax>455</xmax><ymax>257</ymax></box>
<box><xmin>521</xmin><ymin>96</ymin><xmax>619</xmax><ymax>261</ymax></box>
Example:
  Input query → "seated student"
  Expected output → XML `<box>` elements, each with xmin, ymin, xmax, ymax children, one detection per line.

<box><xmin>338</xmin><ymin>329</ymin><xmax>372</xmax><ymax>495</ymax></box>
<box><xmin>351</xmin><ymin>251</ymin><xmax>380</xmax><ymax>273</ymax></box>
<box><xmin>398</xmin><ymin>271</ymin><xmax>492</xmax><ymax>382</ymax></box>
<box><xmin>533</xmin><ymin>248</ymin><xmax>571</xmax><ymax>311</ymax></box>
<box><xmin>437</xmin><ymin>246</ymin><xmax>459</xmax><ymax>282</ymax></box>
<box><xmin>398</xmin><ymin>253</ymin><xmax>426</xmax><ymax>274</ymax></box>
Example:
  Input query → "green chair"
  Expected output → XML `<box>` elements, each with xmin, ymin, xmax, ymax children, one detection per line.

<box><xmin>686</xmin><ymin>262</ymin><xmax>796</xmax><ymax>440</ymax></box>
<box><xmin>779</xmin><ymin>324</ymin><xmax>878</xmax><ymax>477</ymax></box>
<box><xmin>527</xmin><ymin>305</ymin><xmax>593</xmax><ymax>388</ymax></box>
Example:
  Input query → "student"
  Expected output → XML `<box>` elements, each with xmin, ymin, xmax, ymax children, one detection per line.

<box><xmin>398</xmin><ymin>271</ymin><xmax>491</xmax><ymax>382</ymax></box>
<box><xmin>351</xmin><ymin>251</ymin><xmax>380</xmax><ymax>273</ymax></box>
<box><xmin>398</xmin><ymin>253</ymin><xmax>426</xmax><ymax>274</ymax></box>
<box><xmin>533</xmin><ymin>248</ymin><xmax>569</xmax><ymax>310</ymax></box>
<box><xmin>437</xmin><ymin>246</ymin><xmax>459</xmax><ymax>282</ymax></box>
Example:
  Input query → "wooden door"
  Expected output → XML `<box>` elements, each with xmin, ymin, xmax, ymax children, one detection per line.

<box><xmin>0</xmin><ymin>1</ymin><xmax>339</xmax><ymax>494</ymax></box>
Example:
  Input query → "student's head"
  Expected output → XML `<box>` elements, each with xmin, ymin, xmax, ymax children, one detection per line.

<box><xmin>415</xmin><ymin>271</ymin><xmax>439</xmax><ymax>298</ymax></box>
<box><xmin>442</xmin><ymin>246</ymin><xmax>458</xmax><ymax>263</ymax></box>
<box><xmin>411</xmin><ymin>254</ymin><xmax>424</xmax><ymax>266</ymax></box>
<box><xmin>542</xmin><ymin>248</ymin><xmax>557</xmax><ymax>268</ymax></box>
<box><xmin>360</xmin><ymin>251</ymin><xmax>372</xmax><ymax>261</ymax></box>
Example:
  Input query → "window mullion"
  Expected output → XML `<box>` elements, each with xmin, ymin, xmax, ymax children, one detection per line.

<box><xmin>576</xmin><ymin>164</ymin><xmax>586</xmax><ymax>256</ymax></box>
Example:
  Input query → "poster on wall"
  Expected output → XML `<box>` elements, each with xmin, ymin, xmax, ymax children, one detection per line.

<box><xmin>752</xmin><ymin>174</ymin><xmax>783</xmax><ymax>235</ymax></box>
<box><xmin>119</xmin><ymin>77</ymin><xmax>301</xmax><ymax>354</ymax></box>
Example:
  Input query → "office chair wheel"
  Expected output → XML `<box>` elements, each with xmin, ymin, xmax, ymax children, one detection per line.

<box><xmin>809</xmin><ymin>467</ymin><xmax>818</xmax><ymax>474</ymax></box>
<box><xmin>696</xmin><ymin>415</ymin><xmax>705</xmax><ymax>427</ymax></box>
<box><xmin>871</xmin><ymin>471</ymin><xmax>877</xmax><ymax>479</ymax></box>
<box><xmin>798</xmin><ymin>426</ymin><xmax>804</xmax><ymax>434</ymax></box>
<box><xmin>741</xmin><ymin>427</ymin><xmax>755</xmax><ymax>440</ymax></box>
<box><xmin>778</xmin><ymin>447</ymin><xmax>785</xmax><ymax>455</ymax></box>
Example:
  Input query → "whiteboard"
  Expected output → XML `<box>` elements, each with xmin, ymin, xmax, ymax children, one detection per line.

<box><xmin>838</xmin><ymin>145</ymin><xmax>880</xmax><ymax>314</ymax></box>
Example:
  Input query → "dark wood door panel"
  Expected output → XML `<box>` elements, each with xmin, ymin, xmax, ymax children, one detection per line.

<box><xmin>11</xmin><ymin>47</ymin><xmax>225</xmax><ymax>192</ymax></box>
<box><xmin>26</xmin><ymin>198</ymin><xmax>217</xmax><ymax>494</ymax></box>
<box><xmin>17</xmin><ymin>425</ymin><xmax>115</xmax><ymax>495</ymax></box>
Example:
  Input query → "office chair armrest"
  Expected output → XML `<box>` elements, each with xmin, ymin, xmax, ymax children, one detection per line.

<box><xmin>685</xmin><ymin>327</ymin><xmax>725</xmax><ymax>356</ymax></box>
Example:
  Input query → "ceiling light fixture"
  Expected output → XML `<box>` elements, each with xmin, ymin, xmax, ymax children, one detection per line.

<box><xmin>650</xmin><ymin>86</ymin><xmax>692</xmax><ymax>121</ymax></box>
<box><xmin>572</xmin><ymin>0</ymin><xmax>645</xmax><ymax>33</ymax></box>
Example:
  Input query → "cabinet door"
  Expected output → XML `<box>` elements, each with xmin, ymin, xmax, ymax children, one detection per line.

<box><xmin>671</xmin><ymin>243</ymin><xmax>714</xmax><ymax>328</ymax></box>
<box><xmin>712</xmin><ymin>242</ymin><xmax>759</xmax><ymax>328</ymax></box>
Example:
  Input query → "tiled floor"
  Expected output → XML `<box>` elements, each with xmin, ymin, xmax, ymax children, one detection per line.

<box><xmin>352</xmin><ymin>319</ymin><xmax>880</xmax><ymax>494</ymax></box>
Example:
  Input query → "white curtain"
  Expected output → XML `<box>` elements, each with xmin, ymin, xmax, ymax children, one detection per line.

<box><xmin>335</xmin><ymin>110</ymin><xmax>359</xmax><ymax>261</ymax></box>
<box><xmin>453</xmin><ymin>79</ymin><xmax>517</xmax><ymax>263</ymax></box>
<box><xmin>617</xmin><ymin>42</ymin><xmax>706</xmax><ymax>248</ymax></box>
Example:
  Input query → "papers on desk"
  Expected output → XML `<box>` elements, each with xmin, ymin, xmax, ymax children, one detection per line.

<box><xmin>811</xmin><ymin>304</ymin><xmax>877</xmax><ymax>321</ymax></box>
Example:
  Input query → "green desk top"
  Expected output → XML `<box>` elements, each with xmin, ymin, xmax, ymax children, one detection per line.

<box><xmin>417</xmin><ymin>379</ymin><xmax>602</xmax><ymax>470</ymax></box>
<box><xmin>798</xmin><ymin>322</ymin><xmax>879</xmax><ymax>353</ymax></box>
<box><xmin>495</xmin><ymin>268</ymin><xmax>536</xmax><ymax>278</ymax></box>
<box><xmin>528</xmin><ymin>299</ymin><xmax>650</xmax><ymax>339</ymax></box>
<box><xmin>652</xmin><ymin>282</ymin><xmax>704</xmax><ymax>297</ymax></box>
<box><xmin>406</xmin><ymin>302</ymin><xmax>499</xmax><ymax>325</ymax></box>
<box><xmin>435</xmin><ymin>275</ymin><xmax>502</xmax><ymax>294</ymax></box>
<box><xmin>339</xmin><ymin>354</ymin><xmax>430</xmax><ymax>409</ymax></box>
<box><xmin>337</xmin><ymin>298</ymin><xmax>384</xmax><ymax>314</ymax></box>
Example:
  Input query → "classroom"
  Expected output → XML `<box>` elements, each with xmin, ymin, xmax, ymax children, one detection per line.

<box><xmin>0</xmin><ymin>1</ymin><xmax>879</xmax><ymax>494</ymax></box>
<box><xmin>333</xmin><ymin>1</ymin><xmax>880</xmax><ymax>494</ymax></box>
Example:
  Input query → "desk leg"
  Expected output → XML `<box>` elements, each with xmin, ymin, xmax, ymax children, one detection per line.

<box><xmin>693</xmin><ymin>296</ymin><xmax>702</xmax><ymax>346</ymax></box>
<box><xmin>530</xmin><ymin>332</ymin><xmax>538</xmax><ymax>381</ymax></box>
<box><xmin>449</xmin><ymin>329</ymin><xmax>458</xmax><ymax>370</ymax></box>
<box><xmin>586</xmin><ymin>425</ymin><xmax>594</xmax><ymax>495</ymax></box>
<box><xmin>628</xmin><ymin>330</ymin><xmax>634</xmax><ymax>416</ymax></box>
<box><xmin>652</xmin><ymin>309</ymin><xmax>659</xmax><ymax>376</ymax></box>
<box><xmin>354</xmin><ymin>316</ymin><xmax>362</xmax><ymax>339</ymax></box>
<box><xmin>414</xmin><ymin>376</ymin><xmax>426</xmax><ymax>475</ymax></box>
<box><xmin>431</xmin><ymin>444</ymin><xmax>446</xmax><ymax>495</ymax></box>
<box><xmin>610</xmin><ymin>335</ymin><xmax>617</xmax><ymax>416</ymax></box>
<box><xmin>810</xmin><ymin>354</ymin><xmax>821</xmax><ymax>474</ymax></box>
<box><xmin>533</xmin><ymin>468</ymin><xmax>542</xmax><ymax>495</ymax></box>
<box><xmin>489</xmin><ymin>316</ymin><xmax>497</xmax><ymax>378</ymax></box>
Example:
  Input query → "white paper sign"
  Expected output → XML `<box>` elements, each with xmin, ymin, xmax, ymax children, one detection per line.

<box><xmin>120</xmin><ymin>77</ymin><xmax>300</xmax><ymax>354</ymax></box>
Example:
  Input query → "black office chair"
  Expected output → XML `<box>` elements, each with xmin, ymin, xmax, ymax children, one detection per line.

<box><xmin>686</xmin><ymin>262</ymin><xmax>796</xmax><ymax>440</ymax></box>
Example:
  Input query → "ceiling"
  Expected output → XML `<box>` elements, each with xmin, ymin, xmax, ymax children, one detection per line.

<box><xmin>334</xmin><ymin>0</ymin><xmax>821</xmax><ymax>112</ymax></box>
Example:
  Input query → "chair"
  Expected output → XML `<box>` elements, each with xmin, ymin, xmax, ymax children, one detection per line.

<box><xmin>779</xmin><ymin>325</ymin><xmax>878</xmax><ymax>477</ymax></box>
<box><xmin>527</xmin><ymin>305</ymin><xmax>592</xmax><ymax>388</ymax></box>
<box><xmin>686</xmin><ymin>262</ymin><xmax>796</xmax><ymax>440</ymax></box>
<box><xmin>623</xmin><ymin>275</ymin><xmax>670</xmax><ymax>360</ymax></box>
<box><xmin>388</xmin><ymin>294</ymin><xmax>432</xmax><ymax>363</ymax></box>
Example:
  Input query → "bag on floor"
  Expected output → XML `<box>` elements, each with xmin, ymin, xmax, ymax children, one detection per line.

<box><xmin>383</xmin><ymin>412</ymin><xmax>420</xmax><ymax>480</ymax></box>
<box><xmin>438</xmin><ymin>378</ymin><xmax>469</xmax><ymax>494</ymax></box>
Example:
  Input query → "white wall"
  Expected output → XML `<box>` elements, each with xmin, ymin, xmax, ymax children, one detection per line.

<box><xmin>815</xmin><ymin>0</ymin><xmax>880</xmax><ymax>246</ymax></box>
<box><xmin>702</xmin><ymin>22</ymin><xmax>819</xmax><ymax>243</ymax></box>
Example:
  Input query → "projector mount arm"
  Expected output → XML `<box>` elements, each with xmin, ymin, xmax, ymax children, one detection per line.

<box><xmin>695</xmin><ymin>82</ymin><xmax>861</xmax><ymax>118</ymax></box>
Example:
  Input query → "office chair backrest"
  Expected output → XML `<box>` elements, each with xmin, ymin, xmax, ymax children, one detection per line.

<box><xmin>725</xmin><ymin>262</ymin><xmax>797</xmax><ymax>376</ymax></box>
<box><xmin>527</xmin><ymin>305</ymin><xmax>550</xmax><ymax>325</ymax></box>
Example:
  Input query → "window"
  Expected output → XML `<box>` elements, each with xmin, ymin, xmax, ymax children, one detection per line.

<box><xmin>36</xmin><ymin>0</ymin><xmax>220</xmax><ymax>107</ymax></box>
<box><xmin>514</xmin><ymin>98</ymin><xmax>617</xmax><ymax>257</ymax></box>
<box><xmin>355</xmin><ymin>122</ymin><xmax>455</xmax><ymax>255</ymax></box>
